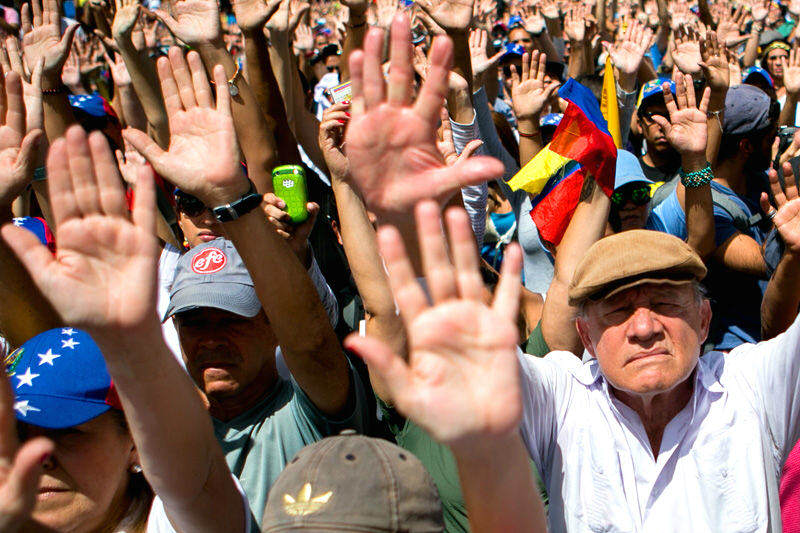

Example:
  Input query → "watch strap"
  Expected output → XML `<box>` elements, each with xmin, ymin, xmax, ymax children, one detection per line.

<box><xmin>211</xmin><ymin>180</ymin><xmax>262</xmax><ymax>222</ymax></box>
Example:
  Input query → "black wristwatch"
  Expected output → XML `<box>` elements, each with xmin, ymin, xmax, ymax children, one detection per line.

<box><xmin>211</xmin><ymin>180</ymin><xmax>263</xmax><ymax>222</ymax></box>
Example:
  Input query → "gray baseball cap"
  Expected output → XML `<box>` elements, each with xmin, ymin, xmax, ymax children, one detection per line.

<box><xmin>164</xmin><ymin>238</ymin><xmax>261</xmax><ymax>320</ymax></box>
<box><xmin>262</xmin><ymin>431</ymin><xmax>444</xmax><ymax>532</ymax></box>
<box><xmin>722</xmin><ymin>84</ymin><xmax>775</xmax><ymax>136</ymax></box>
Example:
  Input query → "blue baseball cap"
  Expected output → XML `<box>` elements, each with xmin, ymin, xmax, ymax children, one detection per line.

<box><xmin>12</xmin><ymin>217</ymin><xmax>55</xmax><ymax>253</ymax></box>
<box><xmin>637</xmin><ymin>77</ymin><xmax>676</xmax><ymax>111</ymax></box>
<box><xmin>508</xmin><ymin>15</ymin><xmax>524</xmax><ymax>28</ymax></box>
<box><xmin>614</xmin><ymin>150</ymin><xmax>652</xmax><ymax>190</ymax></box>
<box><xmin>743</xmin><ymin>66</ymin><xmax>775</xmax><ymax>89</ymax></box>
<box><xmin>5</xmin><ymin>328</ymin><xmax>121</xmax><ymax>430</ymax></box>
<box><xmin>540</xmin><ymin>113</ymin><xmax>563</xmax><ymax>128</ymax></box>
<box><xmin>501</xmin><ymin>42</ymin><xmax>525</xmax><ymax>61</ymax></box>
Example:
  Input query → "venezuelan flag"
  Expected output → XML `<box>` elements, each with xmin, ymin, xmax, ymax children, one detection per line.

<box><xmin>600</xmin><ymin>57</ymin><xmax>622</xmax><ymax>149</ymax></box>
<box><xmin>508</xmin><ymin>78</ymin><xmax>617</xmax><ymax>245</ymax></box>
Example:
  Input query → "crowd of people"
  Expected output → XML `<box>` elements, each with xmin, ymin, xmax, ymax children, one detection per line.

<box><xmin>1</xmin><ymin>0</ymin><xmax>800</xmax><ymax>531</ymax></box>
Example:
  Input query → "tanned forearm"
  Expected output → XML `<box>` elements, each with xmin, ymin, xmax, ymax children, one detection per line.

<box><xmin>680</xmin><ymin>155</ymin><xmax>716</xmax><ymax>259</ymax></box>
<box><xmin>762</xmin><ymin>251</ymin><xmax>800</xmax><ymax>338</ymax></box>
<box><xmin>195</xmin><ymin>39</ymin><xmax>278</xmax><ymax>193</ymax></box>
<box><xmin>242</xmin><ymin>28</ymin><xmax>301</xmax><ymax>164</ymax></box>
<box><xmin>223</xmin><ymin>206</ymin><xmax>351</xmax><ymax>416</ymax></box>
<box><xmin>542</xmin><ymin>177</ymin><xmax>608</xmax><ymax>355</ymax></box>
<box><xmin>340</xmin><ymin>7</ymin><xmax>368</xmax><ymax>81</ymax></box>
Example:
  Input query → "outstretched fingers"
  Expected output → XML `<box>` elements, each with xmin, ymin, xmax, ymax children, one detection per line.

<box><xmin>491</xmin><ymin>242</ymin><xmax>523</xmax><ymax>324</ymax></box>
<box><xmin>414</xmin><ymin>35</ymin><xmax>455</xmax><ymax>128</ymax></box>
<box><xmin>387</xmin><ymin>14</ymin><xmax>413</xmax><ymax>107</ymax></box>
<box><xmin>363</xmin><ymin>27</ymin><xmax>387</xmax><ymax>110</ymax></box>
<box><xmin>377</xmin><ymin>224</ymin><xmax>429</xmax><ymax>327</ymax></box>
<box><xmin>88</xmin><ymin>131</ymin><xmax>128</xmax><ymax>218</ymax></box>
<box><xmin>416</xmin><ymin>200</ymin><xmax>457</xmax><ymax>304</ymax></box>
<box><xmin>445</xmin><ymin>207</ymin><xmax>484</xmax><ymax>302</ymax></box>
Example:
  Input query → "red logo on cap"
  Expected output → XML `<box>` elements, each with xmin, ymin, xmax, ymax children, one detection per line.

<box><xmin>191</xmin><ymin>247</ymin><xmax>227</xmax><ymax>274</ymax></box>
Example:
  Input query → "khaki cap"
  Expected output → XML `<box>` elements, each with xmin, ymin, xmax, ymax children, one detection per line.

<box><xmin>568</xmin><ymin>230</ymin><xmax>707</xmax><ymax>306</ymax></box>
<box><xmin>262</xmin><ymin>431</ymin><xmax>444</xmax><ymax>532</ymax></box>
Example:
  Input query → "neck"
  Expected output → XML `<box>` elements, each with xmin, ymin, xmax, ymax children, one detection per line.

<box><xmin>713</xmin><ymin>158</ymin><xmax>747</xmax><ymax>195</ymax></box>
<box><xmin>642</xmin><ymin>148</ymin><xmax>675</xmax><ymax>170</ymax></box>
<box><xmin>208</xmin><ymin>365</ymin><xmax>279</xmax><ymax>422</ymax></box>
<box><xmin>612</xmin><ymin>373</ymin><xmax>695</xmax><ymax>459</ymax></box>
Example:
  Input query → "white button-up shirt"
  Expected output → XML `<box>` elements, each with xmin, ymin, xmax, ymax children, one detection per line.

<box><xmin>519</xmin><ymin>317</ymin><xmax>800</xmax><ymax>532</ymax></box>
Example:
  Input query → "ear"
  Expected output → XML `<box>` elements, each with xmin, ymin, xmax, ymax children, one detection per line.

<box><xmin>739</xmin><ymin>137</ymin><xmax>755</xmax><ymax>158</ymax></box>
<box><xmin>575</xmin><ymin>316</ymin><xmax>597</xmax><ymax>359</ymax></box>
<box><xmin>697</xmin><ymin>297</ymin><xmax>712</xmax><ymax>346</ymax></box>
<box><xmin>128</xmin><ymin>445</ymin><xmax>140</xmax><ymax>473</ymax></box>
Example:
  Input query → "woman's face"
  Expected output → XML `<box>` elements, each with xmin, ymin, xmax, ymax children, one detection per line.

<box><xmin>177</xmin><ymin>196</ymin><xmax>226</xmax><ymax>248</ymax></box>
<box><xmin>23</xmin><ymin>412</ymin><xmax>137</xmax><ymax>532</ymax></box>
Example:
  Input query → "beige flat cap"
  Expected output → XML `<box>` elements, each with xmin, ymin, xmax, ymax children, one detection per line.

<box><xmin>568</xmin><ymin>230</ymin><xmax>707</xmax><ymax>306</ymax></box>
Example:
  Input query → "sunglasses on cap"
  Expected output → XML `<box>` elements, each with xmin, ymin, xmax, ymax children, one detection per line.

<box><xmin>611</xmin><ymin>185</ymin><xmax>651</xmax><ymax>207</ymax></box>
<box><xmin>175</xmin><ymin>191</ymin><xmax>207</xmax><ymax>217</ymax></box>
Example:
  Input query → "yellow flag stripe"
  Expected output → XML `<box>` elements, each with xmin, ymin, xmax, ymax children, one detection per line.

<box><xmin>508</xmin><ymin>145</ymin><xmax>572</xmax><ymax>194</ymax></box>
<box><xmin>600</xmin><ymin>57</ymin><xmax>622</xmax><ymax>149</ymax></box>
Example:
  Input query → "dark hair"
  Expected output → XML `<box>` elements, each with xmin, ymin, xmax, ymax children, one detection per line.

<box><xmin>576</xmin><ymin>73</ymin><xmax>603</xmax><ymax>104</ymax></box>
<box><xmin>717</xmin><ymin>126</ymin><xmax>774</xmax><ymax>163</ymax></box>
<box><xmin>109</xmin><ymin>410</ymin><xmax>154</xmax><ymax>533</ymax></box>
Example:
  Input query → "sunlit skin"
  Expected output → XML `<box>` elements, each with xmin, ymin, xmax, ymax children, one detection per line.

<box><xmin>175</xmin><ymin>308</ymin><xmax>279</xmax><ymax>421</ymax></box>
<box><xmin>508</xmin><ymin>27</ymin><xmax>534</xmax><ymax>52</ymax></box>
<box><xmin>177</xmin><ymin>205</ymin><xmax>225</xmax><ymax>248</ymax></box>
<box><xmin>765</xmin><ymin>48</ymin><xmax>789</xmax><ymax>82</ymax></box>
<box><xmin>576</xmin><ymin>283</ymin><xmax>711</xmax><ymax>453</ymax></box>
<box><xmin>20</xmin><ymin>413</ymin><xmax>137</xmax><ymax>533</ymax></box>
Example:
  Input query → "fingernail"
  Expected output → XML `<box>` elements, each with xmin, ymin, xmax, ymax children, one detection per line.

<box><xmin>337</xmin><ymin>119</ymin><xmax>346</xmax><ymax>124</ymax></box>
<box><xmin>344</xmin><ymin>112</ymin><xmax>351</xmax><ymax>117</ymax></box>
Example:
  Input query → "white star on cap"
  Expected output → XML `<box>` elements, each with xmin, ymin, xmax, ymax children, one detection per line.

<box><xmin>61</xmin><ymin>328</ymin><xmax>75</xmax><ymax>336</ymax></box>
<box><xmin>14</xmin><ymin>400</ymin><xmax>40</xmax><ymax>417</ymax></box>
<box><xmin>12</xmin><ymin>219</ymin><xmax>23</xmax><ymax>227</ymax></box>
<box><xmin>38</xmin><ymin>348</ymin><xmax>61</xmax><ymax>366</ymax></box>
<box><xmin>61</xmin><ymin>338</ymin><xmax>80</xmax><ymax>349</ymax></box>
<box><xmin>16</xmin><ymin>367</ymin><xmax>39</xmax><ymax>388</ymax></box>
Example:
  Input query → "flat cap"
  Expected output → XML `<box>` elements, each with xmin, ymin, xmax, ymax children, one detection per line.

<box><xmin>568</xmin><ymin>230</ymin><xmax>707</xmax><ymax>306</ymax></box>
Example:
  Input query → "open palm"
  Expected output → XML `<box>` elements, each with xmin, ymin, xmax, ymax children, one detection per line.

<box><xmin>345</xmin><ymin>17</ymin><xmax>503</xmax><ymax>220</ymax></box>
<box><xmin>416</xmin><ymin>0</ymin><xmax>474</xmax><ymax>33</ymax></box>
<box><xmin>1</xmin><ymin>126</ymin><xmax>159</xmax><ymax>331</ymax></box>
<box><xmin>345</xmin><ymin>203</ymin><xmax>524</xmax><ymax>447</ymax></box>
<box><xmin>155</xmin><ymin>0</ymin><xmax>221</xmax><ymax>46</ymax></box>
<box><xmin>0</xmin><ymin>72</ymin><xmax>42</xmax><ymax>207</ymax></box>
<box><xmin>232</xmin><ymin>0</ymin><xmax>281</xmax><ymax>32</ymax></box>
<box><xmin>123</xmin><ymin>50</ymin><xmax>246</xmax><ymax>206</ymax></box>
<box><xmin>510</xmin><ymin>51</ymin><xmax>559</xmax><ymax>120</ymax></box>
<box><xmin>21</xmin><ymin>0</ymin><xmax>78</xmax><ymax>78</ymax></box>
<box><xmin>652</xmin><ymin>73</ymin><xmax>710</xmax><ymax>156</ymax></box>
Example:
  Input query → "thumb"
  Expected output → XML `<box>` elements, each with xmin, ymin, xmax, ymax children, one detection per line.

<box><xmin>58</xmin><ymin>24</ymin><xmax>80</xmax><ymax>58</ymax></box>
<box><xmin>487</xmin><ymin>49</ymin><xmax>505</xmax><ymax>67</ymax></box>
<box><xmin>122</xmin><ymin>128</ymin><xmax>167</xmax><ymax>173</ymax></box>
<box><xmin>761</xmin><ymin>191</ymin><xmax>774</xmax><ymax>215</ymax></box>
<box><xmin>651</xmin><ymin>115</ymin><xmax>672</xmax><ymax>136</ymax></box>
<box><xmin>14</xmin><ymin>129</ymin><xmax>42</xmax><ymax>177</ymax></box>
<box><xmin>432</xmin><ymin>155</ymin><xmax>505</xmax><ymax>198</ymax></box>
<box><xmin>458</xmin><ymin>139</ymin><xmax>484</xmax><ymax>162</ymax></box>
<box><xmin>153</xmin><ymin>9</ymin><xmax>180</xmax><ymax>35</ymax></box>
<box><xmin>343</xmin><ymin>334</ymin><xmax>414</xmax><ymax>403</ymax></box>
<box><xmin>0</xmin><ymin>438</ymin><xmax>53</xmax><ymax>521</ymax></box>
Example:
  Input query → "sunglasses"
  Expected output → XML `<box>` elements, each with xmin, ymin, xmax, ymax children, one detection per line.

<box><xmin>611</xmin><ymin>185</ymin><xmax>651</xmax><ymax>207</ymax></box>
<box><xmin>176</xmin><ymin>192</ymin><xmax>207</xmax><ymax>217</ymax></box>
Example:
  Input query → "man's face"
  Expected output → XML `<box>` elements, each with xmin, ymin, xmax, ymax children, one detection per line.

<box><xmin>638</xmin><ymin>103</ymin><xmax>672</xmax><ymax>154</ymax></box>
<box><xmin>508</xmin><ymin>28</ymin><xmax>533</xmax><ymax>51</ymax></box>
<box><xmin>576</xmin><ymin>283</ymin><xmax>711</xmax><ymax>397</ymax></box>
<box><xmin>176</xmin><ymin>308</ymin><xmax>278</xmax><ymax>400</ymax></box>
<box><xmin>766</xmin><ymin>48</ymin><xmax>789</xmax><ymax>78</ymax></box>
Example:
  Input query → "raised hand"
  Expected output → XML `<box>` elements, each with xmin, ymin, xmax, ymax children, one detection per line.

<box><xmin>261</xmin><ymin>192</ymin><xmax>319</xmax><ymax>264</ymax></box>
<box><xmin>563</xmin><ymin>5</ymin><xmax>586</xmax><ymax>42</ymax></box>
<box><xmin>510</xmin><ymin>51</ymin><xmax>560</xmax><ymax>121</ymax></box>
<box><xmin>468</xmin><ymin>28</ymin><xmax>503</xmax><ymax>88</ymax></box>
<box><xmin>0</xmin><ymin>38</ymin><xmax>44</xmax><ymax>134</ymax></box>
<box><xmin>416</xmin><ymin>0</ymin><xmax>474</xmax><ymax>34</ymax></box>
<box><xmin>750</xmin><ymin>0</ymin><xmax>770</xmax><ymax>22</ymax></box>
<box><xmin>154</xmin><ymin>0</ymin><xmax>222</xmax><ymax>47</ymax></box>
<box><xmin>344</xmin><ymin>14</ymin><xmax>503</xmax><ymax>220</ymax></box>
<box><xmin>603</xmin><ymin>19</ymin><xmax>653</xmax><ymax>77</ymax></box>
<box><xmin>103</xmin><ymin>51</ymin><xmax>133</xmax><ymax>87</ymax></box>
<box><xmin>231</xmin><ymin>0</ymin><xmax>281</xmax><ymax>33</ymax></box>
<box><xmin>699</xmin><ymin>31</ymin><xmax>730</xmax><ymax>96</ymax></box>
<box><xmin>763</xmin><ymin>162</ymin><xmax>800</xmax><ymax>254</ymax></box>
<box><xmin>0</xmin><ymin>371</ymin><xmax>54</xmax><ymax>533</ymax></box>
<box><xmin>436</xmin><ymin>108</ymin><xmax>484</xmax><ymax>166</ymax></box>
<box><xmin>111</xmin><ymin>0</ymin><xmax>141</xmax><ymax>40</ymax></box>
<box><xmin>670</xmin><ymin>25</ymin><xmax>703</xmax><ymax>75</ymax></box>
<box><xmin>20</xmin><ymin>0</ymin><xmax>79</xmax><ymax>85</ymax></box>
<box><xmin>781</xmin><ymin>47</ymin><xmax>800</xmax><ymax>97</ymax></box>
<box><xmin>0</xmin><ymin>70</ymin><xmax>43</xmax><ymax>208</ymax></box>
<box><xmin>540</xmin><ymin>0</ymin><xmax>560</xmax><ymax>20</ymax></box>
<box><xmin>520</xmin><ymin>5</ymin><xmax>545</xmax><ymax>36</ymax></box>
<box><xmin>61</xmin><ymin>49</ymin><xmax>82</xmax><ymax>91</ymax></box>
<box><xmin>375</xmin><ymin>0</ymin><xmax>399</xmax><ymax>29</ymax></box>
<box><xmin>651</xmin><ymin>73</ymin><xmax>711</xmax><ymax>158</ymax></box>
<box><xmin>344</xmin><ymin>201</ymin><xmax>524</xmax><ymax>447</ymax></box>
<box><xmin>791</xmin><ymin>0</ymin><xmax>800</xmax><ymax>17</ymax></box>
<box><xmin>294</xmin><ymin>23</ymin><xmax>314</xmax><ymax>53</ymax></box>
<box><xmin>1</xmin><ymin>124</ymin><xmax>158</xmax><ymax>330</ymax></box>
<box><xmin>123</xmin><ymin>48</ymin><xmax>246</xmax><ymax>206</ymax></box>
<box><xmin>318</xmin><ymin>103</ymin><xmax>351</xmax><ymax>182</ymax></box>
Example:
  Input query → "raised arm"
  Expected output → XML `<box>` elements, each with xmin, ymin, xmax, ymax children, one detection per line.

<box><xmin>761</xmin><ymin>162</ymin><xmax>800</xmax><ymax>338</ymax></box>
<box><xmin>0</xmin><ymin>70</ymin><xmax>59</xmax><ymax>347</ymax></box>
<box><xmin>780</xmin><ymin>48</ymin><xmax>800</xmax><ymax>127</ymax></box>
<box><xmin>123</xmin><ymin>50</ymin><xmax>352</xmax><ymax>416</ymax></box>
<box><xmin>111</xmin><ymin>0</ymin><xmax>170</xmax><ymax>148</ymax></box>
<box><xmin>344</xmin><ymin>202</ymin><xmax>546</xmax><ymax>533</ymax></box>
<box><xmin>510</xmin><ymin>51</ymin><xmax>560</xmax><ymax>166</ymax></box>
<box><xmin>155</xmin><ymin>0</ymin><xmax>278</xmax><ymax>192</ymax></box>
<box><xmin>1</xmin><ymin>123</ymin><xmax>243</xmax><ymax>533</ymax></box>
<box><xmin>417</xmin><ymin>0</ymin><xmax>476</xmax><ymax>97</ymax></box>
<box><xmin>652</xmin><ymin>74</ymin><xmax>717</xmax><ymax>259</ymax></box>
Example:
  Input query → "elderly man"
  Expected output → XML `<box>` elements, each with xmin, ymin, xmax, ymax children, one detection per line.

<box><xmin>340</xmin><ymin>15</ymin><xmax>800</xmax><ymax>533</ymax></box>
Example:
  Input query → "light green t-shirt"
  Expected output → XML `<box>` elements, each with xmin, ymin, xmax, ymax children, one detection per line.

<box><xmin>213</xmin><ymin>368</ymin><xmax>368</xmax><ymax>530</ymax></box>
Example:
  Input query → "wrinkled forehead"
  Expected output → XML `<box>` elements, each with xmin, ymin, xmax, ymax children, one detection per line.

<box><xmin>590</xmin><ymin>281</ymin><xmax>695</xmax><ymax>311</ymax></box>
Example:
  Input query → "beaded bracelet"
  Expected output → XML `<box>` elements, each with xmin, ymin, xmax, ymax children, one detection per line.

<box><xmin>680</xmin><ymin>163</ymin><xmax>713</xmax><ymax>188</ymax></box>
